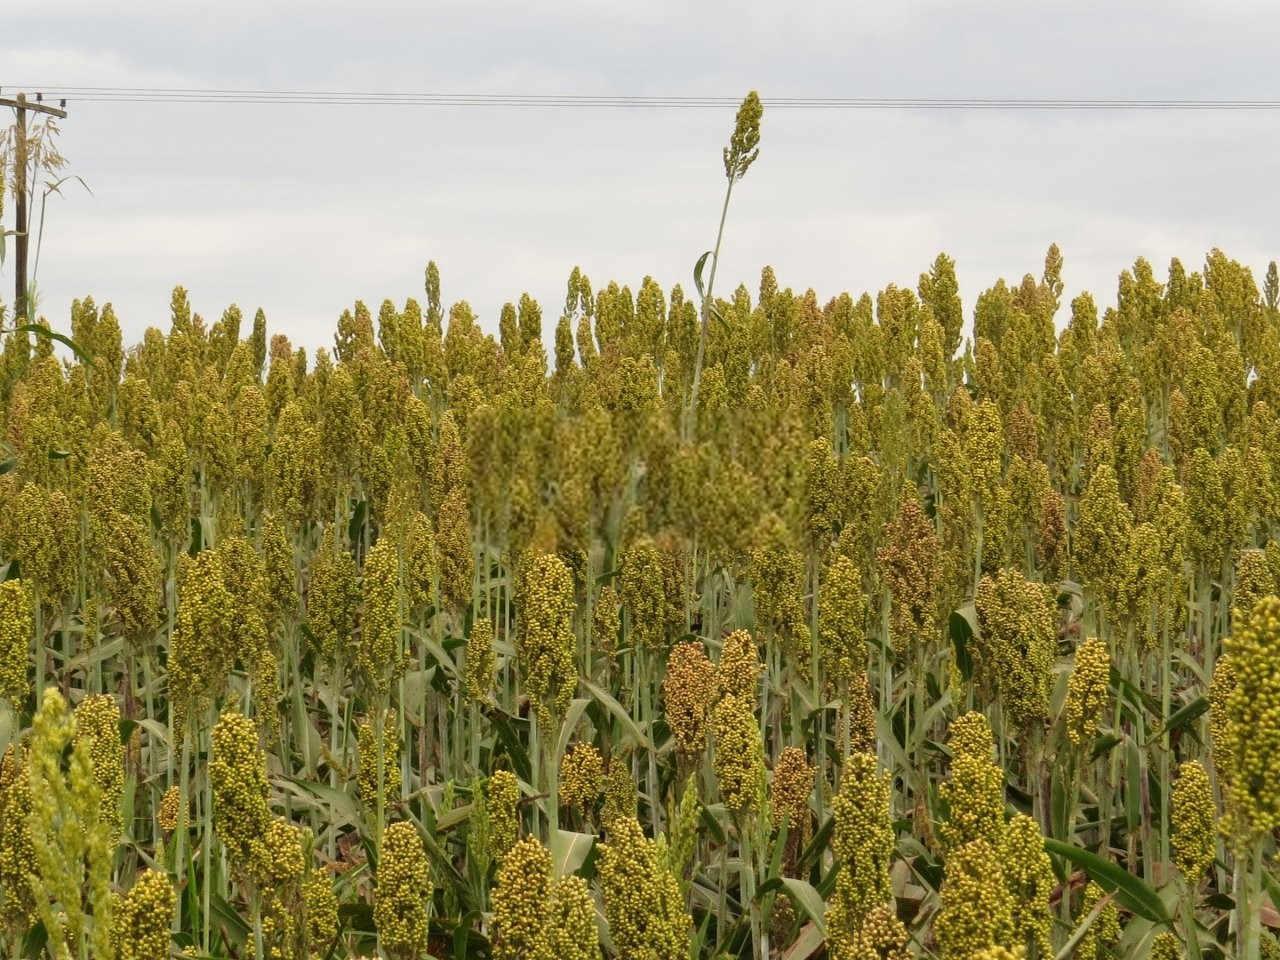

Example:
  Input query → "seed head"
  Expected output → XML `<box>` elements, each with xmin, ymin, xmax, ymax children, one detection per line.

<box><xmin>1171</xmin><ymin>760</ymin><xmax>1216</xmax><ymax>880</ymax></box>
<box><xmin>0</xmin><ymin>579</ymin><xmax>33</xmax><ymax>707</ymax></box>
<box><xmin>1075</xmin><ymin>884</ymin><xmax>1120</xmax><ymax>960</ymax></box>
<box><xmin>718</xmin><ymin>629</ymin><xmax>761</xmax><ymax>701</ymax></box>
<box><xmin>74</xmin><ymin>694</ymin><xmax>125</xmax><ymax>848</ymax></box>
<box><xmin>158</xmin><ymin>785</ymin><xmax>182</xmax><ymax>833</ymax></box>
<box><xmin>114</xmin><ymin>869</ymin><xmax>175</xmax><ymax>960</ymax></box>
<box><xmin>1220</xmin><ymin>594</ymin><xmax>1280</xmax><ymax>844</ymax></box>
<box><xmin>934</xmin><ymin>839</ymin><xmax>1015</xmax><ymax>959</ymax></box>
<box><xmin>621</xmin><ymin>535</ymin><xmax>670</xmax><ymax>650</ymax></box>
<box><xmin>940</xmin><ymin>713</ymin><xmax>1005</xmax><ymax>851</ymax></box>
<box><xmin>436</xmin><ymin>486</ymin><xmax>474</xmax><ymax>614</ymax></box>
<box><xmin>1150</xmin><ymin>932</ymin><xmax>1181</xmax><ymax>960</ymax></box>
<box><xmin>712</xmin><ymin>693</ymin><xmax>765</xmax><ymax>815</ymax></box>
<box><xmin>602</xmin><ymin>757</ymin><xmax>638</xmax><ymax>826</ymax></box>
<box><xmin>542</xmin><ymin>874</ymin><xmax>597</xmax><ymax>960</ymax></box>
<box><xmin>170</xmin><ymin>550</ymin><xmax>237</xmax><ymax>736</ymax></box>
<box><xmin>306</xmin><ymin>528</ymin><xmax>361</xmax><ymax>665</ymax></box>
<box><xmin>819</xmin><ymin>554</ymin><xmax>868</xmax><ymax>690</ymax></box>
<box><xmin>1209</xmin><ymin>654</ymin><xmax>1236</xmax><ymax>785</ymax></box>
<box><xmin>303</xmin><ymin>870</ymin><xmax>339</xmax><ymax>956</ymax></box>
<box><xmin>1066</xmin><ymin>638</ymin><xmax>1110</xmax><ymax>748</ymax></box>
<box><xmin>464</xmin><ymin>616</ymin><xmax>497</xmax><ymax>704</ymax></box>
<box><xmin>1000</xmin><ymin>814</ymin><xmax>1053</xmax><ymax>958</ymax></box>
<box><xmin>374</xmin><ymin>821</ymin><xmax>432</xmax><ymax>960</ymax></box>
<box><xmin>491</xmin><ymin>836</ymin><xmax>552</xmax><ymax>960</ymax></box>
<box><xmin>209</xmin><ymin>709</ymin><xmax>272</xmax><ymax>884</ymax></box>
<box><xmin>877</xmin><ymin>494</ymin><xmax>942</xmax><ymax>654</ymax></box>
<box><xmin>592</xmin><ymin>585</ymin><xmax>621</xmax><ymax>657</ymax></box>
<box><xmin>560</xmin><ymin>742</ymin><xmax>604</xmax><ymax>812</ymax></box>
<box><xmin>359</xmin><ymin>537</ymin><xmax>403</xmax><ymax>698</ymax></box>
<box><xmin>357</xmin><ymin>709</ymin><xmax>402</xmax><ymax>810</ymax></box>
<box><xmin>723</xmin><ymin>91</ymin><xmax>763</xmax><ymax>181</ymax></box>
<box><xmin>974</xmin><ymin>569</ymin><xmax>1057</xmax><ymax>728</ymax></box>
<box><xmin>488</xmin><ymin>770</ymin><xmax>521</xmax><ymax>859</ymax></box>
<box><xmin>827</xmin><ymin>751</ymin><xmax>895</xmax><ymax>944</ymax></box>
<box><xmin>598</xmin><ymin>816</ymin><xmax>692</xmax><ymax>960</ymax></box>
<box><xmin>0</xmin><ymin>745</ymin><xmax>36</xmax><ymax>931</ymax></box>
<box><xmin>517</xmin><ymin>552</ymin><xmax>578</xmax><ymax>726</ymax></box>
<box><xmin>662</xmin><ymin>641</ymin><xmax>717</xmax><ymax>755</ymax></box>
<box><xmin>770</xmin><ymin>746</ymin><xmax>814</xmax><ymax>831</ymax></box>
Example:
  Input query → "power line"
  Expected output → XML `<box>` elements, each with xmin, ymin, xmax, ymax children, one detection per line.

<box><xmin>7</xmin><ymin>85</ymin><xmax>1280</xmax><ymax>109</ymax></box>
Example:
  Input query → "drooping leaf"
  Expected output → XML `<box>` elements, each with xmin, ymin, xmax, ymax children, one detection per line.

<box><xmin>1044</xmin><ymin>838</ymin><xmax>1171</xmax><ymax>924</ymax></box>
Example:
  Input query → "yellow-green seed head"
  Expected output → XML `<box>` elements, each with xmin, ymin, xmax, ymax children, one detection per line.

<box><xmin>0</xmin><ymin>745</ymin><xmax>36</xmax><ymax>932</ymax></box>
<box><xmin>158</xmin><ymin>785</ymin><xmax>182</xmax><ymax>833</ymax></box>
<box><xmin>488</xmin><ymin>770</ymin><xmax>521</xmax><ymax>859</ymax></box>
<box><xmin>0</xmin><ymin>579</ymin><xmax>33</xmax><ymax>706</ymax></box>
<box><xmin>209</xmin><ymin>709</ymin><xmax>272</xmax><ymax>884</ymax></box>
<box><xmin>464</xmin><ymin>616</ymin><xmax>497</xmax><ymax>704</ymax></box>
<box><xmin>1066</xmin><ymin>637</ymin><xmax>1110</xmax><ymax>747</ymax></box>
<box><xmin>1220</xmin><ymin>594</ymin><xmax>1280</xmax><ymax>844</ymax></box>
<box><xmin>592</xmin><ymin>585</ymin><xmax>621</xmax><ymax>658</ymax></box>
<box><xmin>770</xmin><ymin>746</ymin><xmax>814</xmax><ymax>830</ymax></box>
<box><xmin>374</xmin><ymin>821</ymin><xmax>432</xmax><ymax>960</ymax></box>
<box><xmin>598</xmin><ymin>816</ymin><xmax>691</xmax><ymax>960</ymax></box>
<box><xmin>718</xmin><ymin>629</ymin><xmax>761</xmax><ymax>702</ymax></box>
<box><xmin>491</xmin><ymin>836</ymin><xmax>552</xmax><ymax>960</ymax></box>
<box><xmin>827</xmin><ymin>751</ymin><xmax>895</xmax><ymax>945</ymax></box>
<box><xmin>712</xmin><ymin>693</ymin><xmax>765</xmax><ymax>816</ymax></box>
<box><xmin>74</xmin><ymin>694</ymin><xmax>125</xmax><ymax>848</ymax></box>
<box><xmin>602</xmin><ymin>757</ymin><xmax>638</xmax><ymax>826</ymax></box>
<box><xmin>662</xmin><ymin>640</ymin><xmax>717</xmax><ymax>756</ymax></box>
<box><xmin>940</xmin><ymin>712</ymin><xmax>1005</xmax><ymax>851</ymax></box>
<box><xmin>517</xmin><ymin>552</ymin><xmax>578</xmax><ymax>726</ymax></box>
<box><xmin>1150</xmin><ymin>932</ymin><xmax>1181</xmax><ymax>960</ymax></box>
<box><xmin>999</xmin><ymin>814</ymin><xmax>1053</xmax><ymax>958</ymax></box>
<box><xmin>359</xmin><ymin>537</ymin><xmax>403</xmax><ymax>698</ymax></box>
<box><xmin>974</xmin><ymin>569</ymin><xmax>1057</xmax><ymax>728</ymax></box>
<box><xmin>114</xmin><ymin>869</ymin><xmax>175</xmax><ymax>960</ymax></box>
<box><xmin>1171</xmin><ymin>760</ymin><xmax>1216</xmax><ymax>879</ymax></box>
<box><xmin>819</xmin><ymin>554</ymin><xmax>869</xmax><ymax>690</ymax></box>
<box><xmin>559</xmin><ymin>742</ymin><xmax>604</xmax><ymax>812</ymax></box>
<box><xmin>303</xmin><ymin>869</ymin><xmax>339</xmax><ymax>957</ymax></box>
<box><xmin>934</xmin><ymin>839</ymin><xmax>1015</xmax><ymax>959</ymax></box>
<box><xmin>357</xmin><ymin>709</ymin><xmax>403</xmax><ymax>810</ymax></box>
<box><xmin>542</xmin><ymin>874</ymin><xmax>597</xmax><ymax>960</ymax></box>
<box><xmin>1075</xmin><ymin>884</ymin><xmax>1120</xmax><ymax>960</ymax></box>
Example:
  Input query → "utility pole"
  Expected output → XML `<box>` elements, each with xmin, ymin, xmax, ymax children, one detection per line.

<box><xmin>1</xmin><ymin>91</ymin><xmax>68</xmax><ymax>323</ymax></box>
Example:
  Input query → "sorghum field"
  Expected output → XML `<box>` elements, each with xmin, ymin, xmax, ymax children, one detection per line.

<box><xmin>3</xmin><ymin>118</ymin><xmax>1280</xmax><ymax>960</ymax></box>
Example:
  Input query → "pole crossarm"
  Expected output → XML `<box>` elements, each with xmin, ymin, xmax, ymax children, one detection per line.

<box><xmin>0</xmin><ymin>94</ymin><xmax>68</xmax><ymax>119</ymax></box>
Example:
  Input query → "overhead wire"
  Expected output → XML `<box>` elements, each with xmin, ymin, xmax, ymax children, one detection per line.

<box><xmin>6</xmin><ymin>85</ymin><xmax>1280</xmax><ymax>110</ymax></box>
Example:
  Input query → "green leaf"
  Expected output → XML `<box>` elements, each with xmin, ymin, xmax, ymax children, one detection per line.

<box><xmin>1090</xmin><ymin>732</ymin><xmax>1121</xmax><ymax>761</ymax></box>
<box><xmin>550</xmin><ymin>829</ymin><xmax>594</xmax><ymax>877</ymax></box>
<box><xmin>554</xmin><ymin>697</ymin><xmax>592</xmax><ymax>768</ymax></box>
<box><xmin>489</xmin><ymin>709</ymin><xmax>533</xmax><ymax>783</ymax></box>
<box><xmin>1154</xmin><ymin>695</ymin><xmax>1208</xmax><ymax>737</ymax></box>
<box><xmin>1044</xmin><ymin>838</ymin><xmax>1171</xmax><ymax>924</ymax></box>
<box><xmin>14</xmin><ymin>323</ymin><xmax>94</xmax><ymax>366</ymax></box>
<box><xmin>949</xmin><ymin>604</ymin><xmax>977</xmax><ymax>680</ymax></box>
<box><xmin>210</xmin><ymin>891</ymin><xmax>250</xmax><ymax>947</ymax></box>
<box><xmin>693</xmin><ymin>251</ymin><xmax>714</xmax><ymax>300</ymax></box>
<box><xmin>278</xmin><ymin>776</ymin><xmax>360</xmax><ymax>826</ymax></box>
<box><xmin>405</xmin><ymin>625</ymin><xmax>458</xmax><ymax>679</ymax></box>
<box><xmin>758</xmin><ymin>877</ymin><xmax>826</xmax><ymax>937</ymax></box>
<box><xmin>580</xmin><ymin>677</ymin><xmax>650</xmax><ymax>749</ymax></box>
<box><xmin>782</xmin><ymin>922</ymin><xmax>824</xmax><ymax>960</ymax></box>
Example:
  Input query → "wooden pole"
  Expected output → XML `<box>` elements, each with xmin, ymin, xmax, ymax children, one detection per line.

<box><xmin>13</xmin><ymin>96</ymin><xmax>26</xmax><ymax>322</ymax></box>
<box><xmin>1</xmin><ymin>92</ymin><xmax>68</xmax><ymax>322</ymax></box>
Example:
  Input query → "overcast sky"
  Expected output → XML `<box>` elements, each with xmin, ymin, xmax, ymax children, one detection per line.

<box><xmin>6</xmin><ymin>1</ymin><xmax>1279</xmax><ymax>351</ymax></box>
